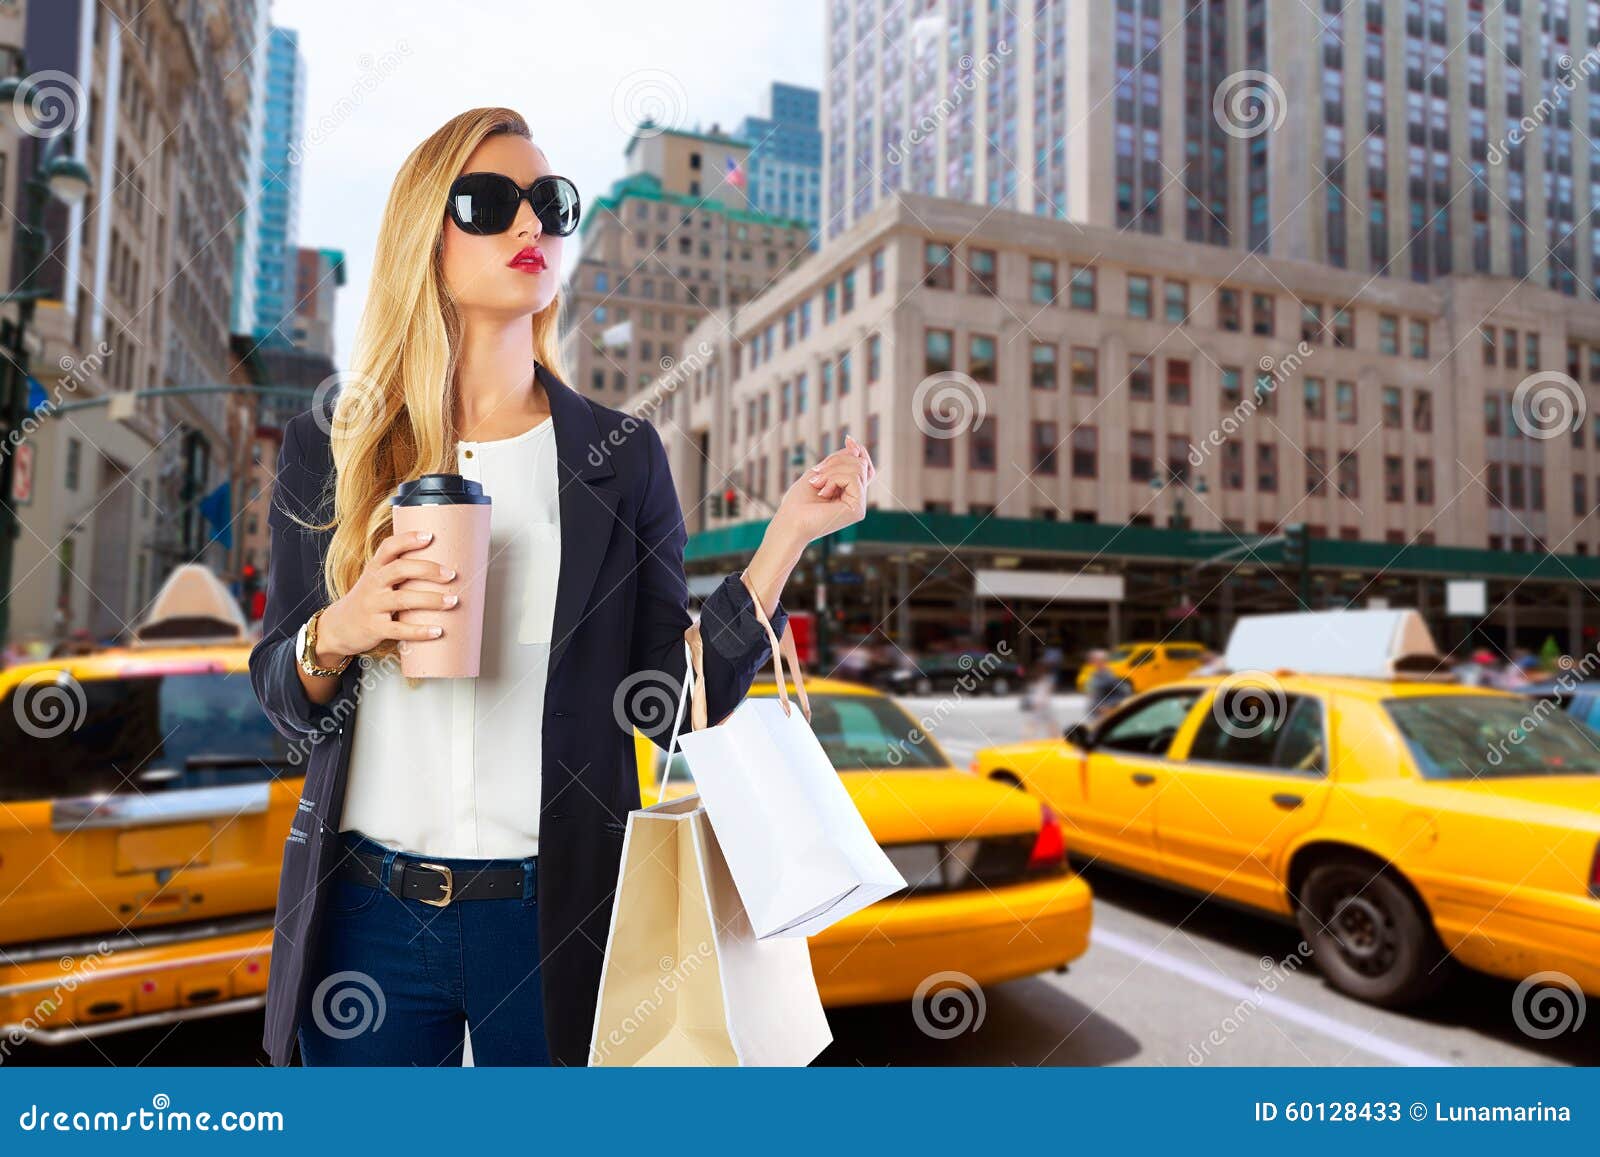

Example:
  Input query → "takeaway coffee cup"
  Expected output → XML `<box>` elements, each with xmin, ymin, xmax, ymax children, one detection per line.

<box><xmin>389</xmin><ymin>473</ymin><xmax>492</xmax><ymax>677</ymax></box>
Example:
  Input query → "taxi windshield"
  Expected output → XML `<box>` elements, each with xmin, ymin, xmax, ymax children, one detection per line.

<box><xmin>1107</xmin><ymin>645</ymin><xmax>1141</xmax><ymax>663</ymax></box>
<box><xmin>1385</xmin><ymin>694</ymin><xmax>1600</xmax><ymax>779</ymax></box>
<box><xmin>0</xmin><ymin>669</ymin><xmax>293</xmax><ymax>802</ymax></box>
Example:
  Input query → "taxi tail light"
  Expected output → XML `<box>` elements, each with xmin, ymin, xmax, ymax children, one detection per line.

<box><xmin>1589</xmin><ymin>840</ymin><xmax>1600</xmax><ymax>898</ymax></box>
<box><xmin>1027</xmin><ymin>804</ymin><xmax>1067</xmax><ymax>870</ymax></box>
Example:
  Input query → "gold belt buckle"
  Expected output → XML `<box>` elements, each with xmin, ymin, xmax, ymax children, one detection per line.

<box><xmin>414</xmin><ymin>862</ymin><xmax>454</xmax><ymax>907</ymax></box>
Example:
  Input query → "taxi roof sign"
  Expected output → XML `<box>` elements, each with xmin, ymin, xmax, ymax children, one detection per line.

<box><xmin>1223</xmin><ymin>608</ymin><xmax>1442</xmax><ymax>680</ymax></box>
<box><xmin>130</xmin><ymin>563</ymin><xmax>251</xmax><ymax>646</ymax></box>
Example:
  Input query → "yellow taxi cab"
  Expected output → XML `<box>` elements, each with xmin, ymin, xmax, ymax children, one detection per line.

<box><xmin>636</xmin><ymin>676</ymin><xmax>1092</xmax><ymax>1005</ymax></box>
<box><xmin>981</xmin><ymin>610</ymin><xmax>1600</xmax><ymax>1008</ymax></box>
<box><xmin>1074</xmin><ymin>640</ymin><xmax>1208</xmax><ymax>694</ymax></box>
<box><xmin>0</xmin><ymin>566</ymin><xmax>288</xmax><ymax>1045</ymax></box>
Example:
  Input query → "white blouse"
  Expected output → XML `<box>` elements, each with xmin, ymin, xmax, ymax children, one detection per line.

<box><xmin>332</xmin><ymin>414</ymin><xmax>561</xmax><ymax>859</ymax></box>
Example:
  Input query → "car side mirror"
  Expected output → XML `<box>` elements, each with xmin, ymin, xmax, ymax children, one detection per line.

<box><xmin>1064</xmin><ymin>722</ymin><xmax>1095</xmax><ymax>750</ymax></box>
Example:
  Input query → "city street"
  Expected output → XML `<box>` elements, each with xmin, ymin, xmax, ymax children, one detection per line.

<box><xmin>9</xmin><ymin>691</ymin><xmax>1594</xmax><ymax>1069</ymax></box>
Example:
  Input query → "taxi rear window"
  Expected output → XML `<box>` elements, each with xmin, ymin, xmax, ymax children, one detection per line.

<box><xmin>1384</xmin><ymin>694</ymin><xmax>1600</xmax><ymax>779</ymax></box>
<box><xmin>0</xmin><ymin>670</ymin><xmax>293</xmax><ymax>803</ymax></box>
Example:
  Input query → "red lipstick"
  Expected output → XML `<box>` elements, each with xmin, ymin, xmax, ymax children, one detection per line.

<box><xmin>508</xmin><ymin>246</ymin><xmax>546</xmax><ymax>273</ymax></box>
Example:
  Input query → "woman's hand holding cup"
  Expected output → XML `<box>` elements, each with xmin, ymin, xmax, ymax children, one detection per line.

<box><xmin>314</xmin><ymin>530</ymin><xmax>459</xmax><ymax>663</ymax></box>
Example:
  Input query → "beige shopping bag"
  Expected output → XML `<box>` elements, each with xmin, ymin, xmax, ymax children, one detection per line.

<box><xmin>587</xmin><ymin>792</ymin><xmax>833</xmax><ymax>1066</ymax></box>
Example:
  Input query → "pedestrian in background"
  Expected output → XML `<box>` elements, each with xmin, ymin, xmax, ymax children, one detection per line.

<box><xmin>1021</xmin><ymin>661</ymin><xmax>1058</xmax><ymax>739</ymax></box>
<box><xmin>1082</xmin><ymin>648</ymin><xmax>1134</xmax><ymax>719</ymax></box>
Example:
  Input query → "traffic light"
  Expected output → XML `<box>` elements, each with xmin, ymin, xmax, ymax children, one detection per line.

<box><xmin>723</xmin><ymin>487</ymin><xmax>739</xmax><ymax>518</ymax></box>
<box><xmin>709</xmin><ymin>491</ymin><xmax>724</xmax><ymax>518</ymax></box>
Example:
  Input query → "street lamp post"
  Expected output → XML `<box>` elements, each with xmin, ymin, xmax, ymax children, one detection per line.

<box><xmin>0</xmin><ymin>67</ymin><xmax>95</xmax><ymax>649</ymax></box>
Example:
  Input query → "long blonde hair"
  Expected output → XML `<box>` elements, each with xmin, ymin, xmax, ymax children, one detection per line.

<box><xmin>294</xmin><ymin>108</ymin><xmax>567</xmax><ymax>665</ymax></box>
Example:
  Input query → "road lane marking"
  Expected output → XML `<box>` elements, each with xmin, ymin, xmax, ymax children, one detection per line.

<box><xmin>1090</xmin><ymin>927</ymin><xmax>1454</xmax><ymax>1067</ymax></box>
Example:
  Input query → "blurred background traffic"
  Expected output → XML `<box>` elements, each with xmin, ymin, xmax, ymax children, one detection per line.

<box><xmin>2</xmin><ymin>0</ymin><xmax>1600</xmax><ymax>1067</ymax></box>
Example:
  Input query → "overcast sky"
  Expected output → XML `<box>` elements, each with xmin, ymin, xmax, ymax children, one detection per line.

<box><xmin>268</xmin><ymin>0</ymin><xmax>826</xmax><ymax>364</ymax></box>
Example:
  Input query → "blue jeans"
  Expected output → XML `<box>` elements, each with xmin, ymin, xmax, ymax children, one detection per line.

<box><xmin>296</xmin><ymin>830</ymin><xmax>550</xmax><ymax>1066</ymax></box>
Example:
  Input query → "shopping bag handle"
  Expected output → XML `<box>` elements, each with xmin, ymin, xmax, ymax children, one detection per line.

<box><xmin>657</xmin><ymin>575</ymin><xmax>811</xmax><ymax>807</ymax></box>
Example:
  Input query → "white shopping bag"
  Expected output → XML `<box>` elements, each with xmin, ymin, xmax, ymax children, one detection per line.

<box><xmin>660</xmin><ymin>575</ymin><xmax>906</xmax><ymax>940</ymax></box>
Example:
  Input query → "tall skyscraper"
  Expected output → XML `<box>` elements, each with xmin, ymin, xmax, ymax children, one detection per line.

<box><xmin>824</xmin><ymin>0</ymin><xmax>1600</xmax><ymax>299</ymax></box>
<box><xmin>736</xmin><ymin>82</ymin><xmax>823</xmax><ymax>241</ymax></box>
<box><xmin>230</xmin><ymin>0</ymin><xmax>273</xmax><ymax>338</ymax></box>
<box><xmin>253</xmin><ymin>26</ymin><xmax>306</xmax><ymax>349</ymax></box>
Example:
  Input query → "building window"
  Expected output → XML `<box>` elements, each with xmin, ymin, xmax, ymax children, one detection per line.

<box><xmin>1575</xmin><ymin>472</ymin><xmax>1589</xmax><ymax>516</ymax></box>
<box><xmin>1335</xmin><ymin>380</ymin><xmax>1357</xmax><ymax>423</ymax></box>
<box><xmin>1222</xmin><ymin>441</ymin><xmax>1244</xmax><ymax>490</ymax></box>
<box><xmin>1032</xmin><ymin>421</ymin><xmax>1059</xmax><ymax>474</ymax></box>
<box><xmin>970</xmin><ymin>417</ymin><xmax>997</xmax><ymax>471</ymax></box>
<box><xmin>1484</xmin><ymin>393</ymin><xmax>1502</xmax><ymax>436</ymax></box>
<box><xmin>840</xmin><ymin>269</ymin><xmax>856</xmax><ymax>313</ymax></box>
<box><xmin>1219</xmin><ymin>287</ymin><xmax>1242</xmax><ymax>332</ymax></box>
<box><xmin>1385</xmin><ymin>455</ymin><xmax>1404</xmax><ymax>502</ymax></box>
<box><xmin>1301</xmin><ymin>301</ymin><xmax>1323</xmax><ymax>344</ymax></box>
<box><xmin>1129</xmin><ymin>431</ymin><xmax>1154</xmax><ymax>482</ymax></box>
<box><xmin>1332</xmin><ymin>306</ymin><xmax>1354</xmax><ymax>348</ymax></box>
<box><xmin>969</xmin><ymin>334</ymin><xmax>997</xmax><ymax>383</ymax></box>
<box><xmin>925</xmin><ymin>328</ymin><xmax>953</xmax><ymax>375</ymax></box>
<box><xmin>1258</xmin><ymin>443</ymin><xmax>1278</xmax><ymax>492</ymax></box>
<box><xmin>1379</xmin><ymin>314</ymin><xmax>1399</xmax><ymax>355</ymax></box>
<box><xmin>1127</xmin><ymin>274</ymin><xmax>1152</xmax><ymax>318</ymax></box>
<box><xmin>1409</xmin><ymin>318</ymin><xmax>1429</xmax><ymax>358</ymax></box>
<box><xmin>924</xmin><ymin>241</ymin><xmax>954</xmax><ymax>289</ymax></box>
<box><xmin>65</xmin><ymin>438</ymin><xmax>81</xmax><ymax>492</ymax></box>
<box><xmin>1412</xmin><ymin>390</ymin><xmax>1432</xmax><ymax>432</ymax></box>
<box><xmin>1251</xmin><ymin>292</ymin><xmax>1275</xmax><ymax>336</ymax></box>
<box><xmin>970</xmin><ymin>248</ymin><xmax>998</xmax><ymax>295</ymax></box>
<box><xmin>1031</xmin><ymin>343</ymin><xmax>1058</xmax><ymax>390</ymax></box>
<box><xmin>1164</xmin><ymin>280</ymin><xmax>1189</xmax><ymax>323</ymax></box>
<box><xmin>1307</xmin><ymin>447</ymin><xmax>1327</xmax><ymax>495</ymax></box>
<box><xmin>1128</xmin><ymin>354</ymin><xmax>1153</xmax><ymax>399</ymax></box>
<box><xmin>1072</xmin><ymin>426</ymin><xmax>1098</xmax><ymax>478</ymax></box>
<box><xmin>1030</xmin><ymin>258</ymin><xmax>1058</xmax><ymax>305</ymax></box>
<box><xmin>1382</xmin><ymin>387</ymin><xmax>1402</xmax><ymax>428</ymax></box>
<box><xmin>1481</xmin><ymin>324</ymin><xmax>1496</xmax><ymax>365</ymax></box>
<box><xmin>1167</xmin><ymin>358</ymin><xmax>1191</xmax><ymax>405</ymax></box>
<box><xmin>1304</xmin><ymin>377</ymin><xmax>1325</xmax><ymax>419</ymax></box>
<box><xmin>1071</xmin><ymin>346</ymin><xmax>1098</xmax><ymax>394</ymax></box>
<box><xmin>1069</xmin><ymin>264</ymin><xmax>1097</xmax><ymax>310</ymax></box>
<box><xmin>1415</xmin><ymin>458</ymin><xmax>1434</xmax><ymax>504</ymax></box>
<box><xmin>866</xmin><ymin>334</ymin><xmax>881</xmax><ymax>385</ymax></box>
<box><xmin>923</xmin><ymin>422</ymin><xmax>953</xmax><ymax>467</ymax></box>
<box><xmin>1337</xmin><ymin>451</ymin><xmax>1360</xmax><ymax>500</ymax></box>
<box><xmin>869</xmin><ymin>246</ymin><xmax>885</xmax><ymax>295</ymax></box>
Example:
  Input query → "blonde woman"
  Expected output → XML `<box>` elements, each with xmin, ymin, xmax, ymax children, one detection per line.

<box><xmin>249</xmin><ymin>108</ymin><xmax>874</xmax><ymax>1066</ymax></box>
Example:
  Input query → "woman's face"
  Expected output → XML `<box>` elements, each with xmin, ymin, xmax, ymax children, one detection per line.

<box><xmin>439</xmin><ymin>134</ymin><xmax>564</xmax><ymax>318</ymax></box>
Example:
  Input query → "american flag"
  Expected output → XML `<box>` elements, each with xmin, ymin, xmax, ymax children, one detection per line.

<box><xmin>724</xmin><ymin>154</ymin><xmax>746</xmax><ymax>190</ymax></box>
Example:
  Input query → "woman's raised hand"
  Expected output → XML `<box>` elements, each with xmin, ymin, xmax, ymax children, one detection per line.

<box><xmin>314</xmin><ymin>530</ymin><xmax>460</xmax><ymax>661</ymax></box>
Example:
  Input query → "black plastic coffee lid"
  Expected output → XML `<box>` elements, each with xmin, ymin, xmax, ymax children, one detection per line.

<box><xmin>391</xmin><ymin>473</ymin><xmax>492</xmax><ymax>506</ymax></box>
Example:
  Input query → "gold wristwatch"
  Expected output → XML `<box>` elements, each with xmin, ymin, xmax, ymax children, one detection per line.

<box><xmin>299</xmin><ymin>606</ymin><xmax>353</xmax><ymax>678</ymax></box>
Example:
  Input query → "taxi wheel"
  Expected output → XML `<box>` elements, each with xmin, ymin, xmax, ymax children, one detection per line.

<box><xmin>1296</xmin><ymin>861</ymin><xmax>1448</xmax><ymax>1008</ymax></box>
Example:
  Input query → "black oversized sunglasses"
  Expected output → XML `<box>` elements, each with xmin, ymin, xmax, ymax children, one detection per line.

<box><xmin>445</xmin><ymin>172</ymin><xmax>581</xmax><ymax>237</ymax></box>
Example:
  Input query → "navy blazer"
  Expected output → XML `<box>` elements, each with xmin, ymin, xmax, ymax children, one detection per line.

<box><xmin>250</xmin><ymin>362</ymin><xmax>786</xmax><ymax>1066</ymax></box>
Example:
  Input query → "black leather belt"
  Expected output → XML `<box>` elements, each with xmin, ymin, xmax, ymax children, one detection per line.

<box><xmin>335</xmin><ymin>848</ymin><xmax>535</xmax><ymax>907</ymax></box>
